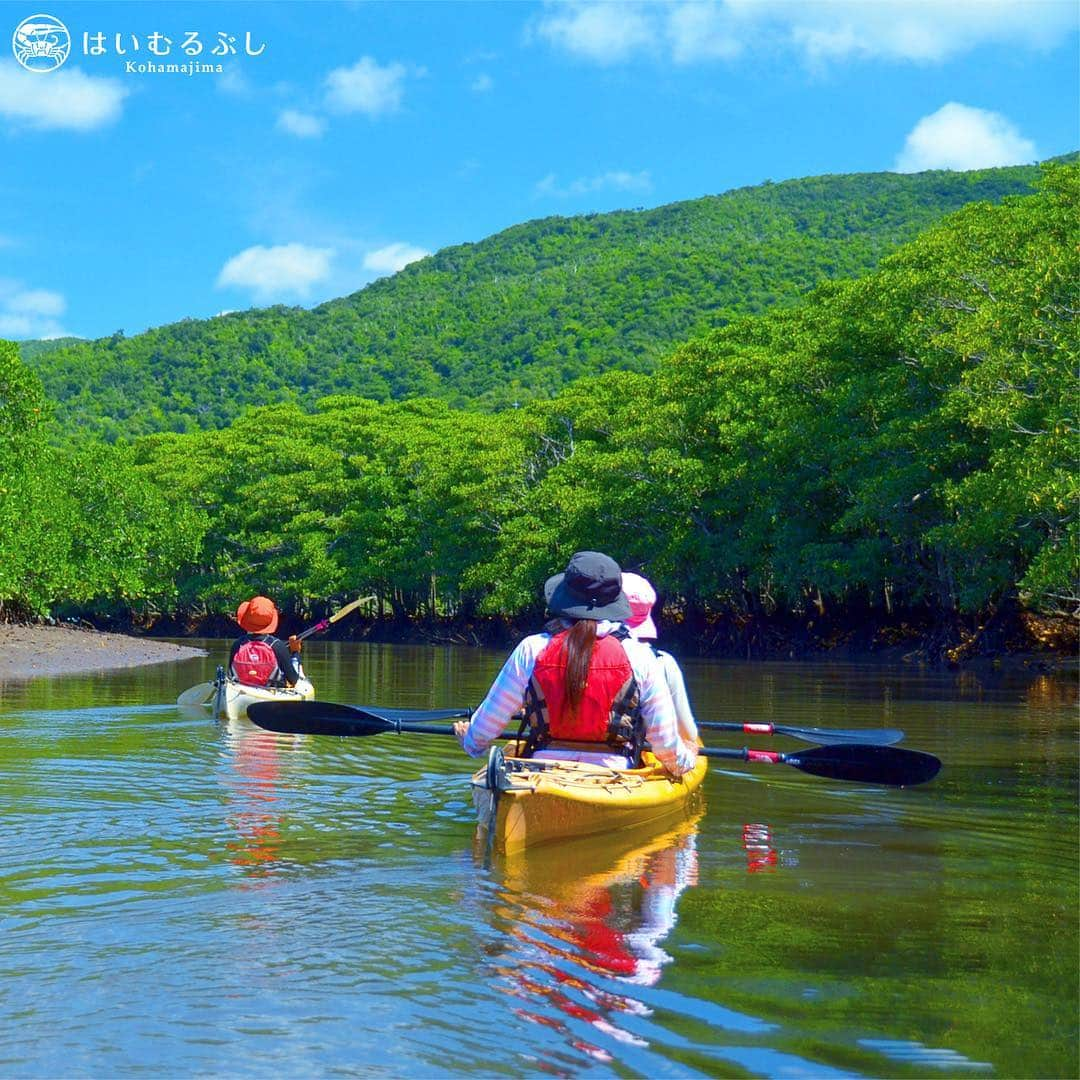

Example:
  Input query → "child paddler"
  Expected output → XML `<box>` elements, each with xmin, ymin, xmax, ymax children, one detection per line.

<box><xmin>620</xmin><ymin>572</ymin><xmax>700</xmax><ymax>751</ymax></box>
<box><xmin>229</xmin><ymin>595</ymin><xmax>304</xmax><ymax>688</ymax></box>
<box><xmin>453</xmin><ymin>552</ymin><xmax>698</xmax><ymax>776</ymax></box>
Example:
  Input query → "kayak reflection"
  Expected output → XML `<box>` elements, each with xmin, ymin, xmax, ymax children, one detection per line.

<box><xmin>219</xmin><ymin>717</ymin><xmax>298</xmax><ymax>877</ymax></box>
<box><xmin>482</xmin><ymin>808</ymin><xmax>703</xmax><ymax>1056</ymax></box>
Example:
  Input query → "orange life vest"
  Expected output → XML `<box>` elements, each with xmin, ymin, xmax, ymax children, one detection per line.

<box><xmin>521</xmin><ymin>629</ymin><xmax>644</xmax><ymax>763</ymax></box>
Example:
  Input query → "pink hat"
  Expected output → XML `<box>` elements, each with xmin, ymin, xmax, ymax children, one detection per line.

<box><xmin>621</xmin><ymin>572</ymin><xmax>658</xmax><ymax>640</ymax></box>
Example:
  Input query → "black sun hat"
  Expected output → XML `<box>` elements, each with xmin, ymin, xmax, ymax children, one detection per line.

<box><xmin>544</xmin><ymin>551</ymin><xmax>631</xmax><ymax>622</ymax></box>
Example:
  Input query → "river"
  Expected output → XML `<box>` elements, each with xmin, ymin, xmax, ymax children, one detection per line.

<box><xmin>0</xmin><ymin>641</ymin><xmax>1076</xmax><ymax>1078</ymax></box>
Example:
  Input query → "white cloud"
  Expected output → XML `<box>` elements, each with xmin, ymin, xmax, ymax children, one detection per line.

<box><xmin>895</xmin><ymin>103</ymin><xmax>1037</xmax><ymax>172</ymax></box>
<box><xmin>0</xmin><ymin>280</ymin><xmax>68</xmax><ymax>338</ymax></box>
<box><xmin>362</xmin><ymin>242</ymin><xmax>431</xmax><ymax>275</ymax></box>
<box><xmin>216</xmin><ymin>244</ymin><xmax>334</xmax><ymax>300</ymax></box>
<box><xmin>471</xmin><ymin>73</ymin><xmax>495</xmax><ymax>93</ymax></box>
<box><xmin>277</xmin><ymin>109</ymin><xmax>327</xmax><ymax>138</ymax></box>
<box><xmin>217</xmin><ymin>67</ymin><xmax>253</xmax><ymax>97</ymax></box>
<box><xmin>666</xmin><ymin>3</ymin><xmax>745</xmax><ymax>64</ymax></box>
<box><xmin>531</xmin><ymin>1</ymin><xmax>1077</xmax><ymax>67</ymax></box>
<box><xmin>324</xmin><ymin>56</ymin><xmax>410</xmax><ymax>116</ymax></box>
<box><xmin>782</xmin><ymin>0</ymin><xmax>1077</xmax><ymax>64</ymax></box>
<box><xmin>532</xmin><ymin>2</ymin><xmax>654</xmax><ymax>64</ymax></box>
<box><xmin>536</xmin><ymin>170</ymin><xmax>653</xmax><ymax>198</ymax></box>
<box><xmin>0</xmin><ymin>60</ymin><xmax>127</xmax><ymax>131</ymax></box>
<box><xmin>6</xmin><ymin>289</ymin><xmax>65</xmax><ymax>317</ymax></box>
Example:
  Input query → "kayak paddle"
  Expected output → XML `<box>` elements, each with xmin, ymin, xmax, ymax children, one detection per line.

<box><xmin>696</xmin><ymin>720</ymin><xmax>904</xmax><ymax>746</ymax></box>
<box><xmin>700</xmin><ymin>743</ymin><xmax>940</xmax><ymax>787</ymax></box>
<box><xmin>294</xmin><ymin>594</ymin><xmax>376</xmax><ymax>642</ymax></box>
<box><xmin>247</xmin><ymin>701</ymin><xmax>941</xmax><ymax>787</ymax></box>
<box><xmin>175</xmin><ymin>596</ymin><xmax>375</xmax><ymax>707</ymax></box>
<box><xmin>177</xmin><ymin>680</ymin><xmax>218</xmax><ymax>706</ymax></box>
<box><xmin>249</xmin><ymin>700</ymin><xmax>468</xmax><ymax>736</ymax></box>
<box><xmin>342</xmin><ymin>704</ymin><xmax>902</xmax><ymax>747</ymax></box>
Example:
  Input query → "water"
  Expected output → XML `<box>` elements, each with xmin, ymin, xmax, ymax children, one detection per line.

<box><xmin>0</xmin><ymin>642</ymin><xmax>1076</xmax><ymax>1078</ymax></box>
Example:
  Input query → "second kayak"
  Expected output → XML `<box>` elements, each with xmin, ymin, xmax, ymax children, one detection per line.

<box><xmin>213</xmin><ymin>672</ymin><xmax>315</xmax><ymax>721</ymax></box>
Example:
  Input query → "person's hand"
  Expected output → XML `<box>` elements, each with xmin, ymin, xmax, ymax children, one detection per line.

<box><xmin>288</xmin><ymin>634</ymin><xmax>302</xmax><ymax>654</ymax></box>
<box><xmin>679</xmin><ymin>737</ymin><xmax>700</xmax><ymax>774</ymax></box>
<box><xmin>452</xmin><ymin>720</ymin><xmax>470</xmax><ymax>745</ymax></box>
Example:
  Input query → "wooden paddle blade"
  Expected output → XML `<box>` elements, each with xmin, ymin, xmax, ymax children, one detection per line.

<box><xmin>787</xmin><ymin>743</ymin><xmax>941</xmax><ymax>786</ymax></box>
<box><xmin>176</xmin><ymin>682</ymin><xmax>215</xmax><ymax>707</ymax></box>
<box><xmin>327</xmin><ymin>595</ymin><xmax>376</xmax><ymax>624</ymax></box>
<box><xmin>248</xmin><ymin>701</ymin><xmax>395</xmax><ymax>737</ymax></box>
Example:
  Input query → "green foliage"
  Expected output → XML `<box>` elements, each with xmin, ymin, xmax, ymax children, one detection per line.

<box><xmin>0</xmin><ymin>342</ymin><xmax>204</xmax><ymax>615</ymax></box>
<box><xmin>24</xmin><ymin>165</ymin><xmax>1042</xmax><ymax>442</ymax></box>
<box><xmin>15</xmin><ymin>337</ymin><xmax>86</xmax><ymax>362</ymax></box>
<box><xmin>3</xmin><ymin>163</ymin><xmax>1075</xmax><ymax>632</ymax></box>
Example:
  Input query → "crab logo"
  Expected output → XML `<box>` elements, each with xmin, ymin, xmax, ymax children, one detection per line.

<box><xmin>12</xmin><ymin>13</ymin><xmax>70</xmax><ymax>72</ymax></box>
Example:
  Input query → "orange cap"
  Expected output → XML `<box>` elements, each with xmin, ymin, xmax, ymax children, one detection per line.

<box><xmin>236</xmin><ymin>596</ymin><xmax>279</xmax><ymax>634</ymax></box>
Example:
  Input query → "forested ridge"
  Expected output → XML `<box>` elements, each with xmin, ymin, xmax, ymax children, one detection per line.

<box><xmin>24</xmin><ymin>165</ymin><xmax>1041</xmax><ymax>441</ymax></box>
<box><xmin>2</xmin><ymin>163</ymin><xmax>1076</xmax><ymax>661</ymax></box>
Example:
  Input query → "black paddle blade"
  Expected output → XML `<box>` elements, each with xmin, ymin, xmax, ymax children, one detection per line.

<box><xmin>350</xmin><ymin>705</ymin><xmax>472</xmax><ymax>723</ymax></box>
<box><xmin>788</xmin><ymin>743</ymin><xmax>941</xmax><ymax>787</ymax></box>
<box><xmin>248</xmin><ymin>701</ymin><xmax>395</xmax><ymax>737</ymax></box>
<box><xmin>696</xmin><ymin>721</ymin><xmax>905</xmax><ymax>746</ymax></box>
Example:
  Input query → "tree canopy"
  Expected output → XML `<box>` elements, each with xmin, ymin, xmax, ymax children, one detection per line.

<box><xmin>2</xmin><ymin>163</ymin><xmax>1074</xmax><ymax>652</ymax></box>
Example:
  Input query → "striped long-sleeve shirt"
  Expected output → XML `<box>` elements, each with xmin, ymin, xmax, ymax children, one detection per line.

<box><xmin>460</xmin><ymin>623</ymin><xmax>698</xmax><ymax>776</ymax></box>
<box><xmin>654</xmin><ymin>648</ymin><xmax>699</xmax><ymax>744</ymax></box>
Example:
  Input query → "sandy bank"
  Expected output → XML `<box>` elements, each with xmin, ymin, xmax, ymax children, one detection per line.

<box><xmin>0</xmin><ymin>623</ymin><xmax>207</xmax><ymax>681</ymax></box>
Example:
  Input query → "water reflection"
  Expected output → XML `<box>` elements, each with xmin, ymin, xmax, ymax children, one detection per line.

<box><xmin>218</xmin><ymin>719</ymin><xmax>308</xmax><ymax>880</ymax></box>
<box><xmin>742</xmin><ymin>821</ymin><xmax>779</xmax><ymax>872</ymax></box>
<box><xmin>0</xmin><ymin>649</ymin><xmax>1075</xmax><ymax>1078</ymax></box>
<box><xmin>484</xmin><ymin>811</ymin><xmax>704</xmax><ymax>1060</ymax></box>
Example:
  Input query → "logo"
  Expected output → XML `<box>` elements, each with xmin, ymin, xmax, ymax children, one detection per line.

<box><xmin>12</xmin><ymin>13</ymin><xmax>70</xmax><ymax>72</ymax></box>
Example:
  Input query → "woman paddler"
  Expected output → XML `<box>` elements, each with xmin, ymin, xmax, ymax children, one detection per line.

<box><xmin>452</xmin><ymin>552</ymin><xmax>698</xmax><ymax>776</ymax></box>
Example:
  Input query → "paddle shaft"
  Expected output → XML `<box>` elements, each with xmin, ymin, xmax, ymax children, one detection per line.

<box><xmin>295</xmin><ymin>595</ymin><xmax>375</xmax><ymax>642</ymax></box>
<box><xmin>352</xmin><ymin>704</ymin><xmax>900</xmax><ymax>747</ymax></box>
<box><xmin>703</xmin><ymin>746</ymin><xmax>815</xmax><ymax>764</ymax></box>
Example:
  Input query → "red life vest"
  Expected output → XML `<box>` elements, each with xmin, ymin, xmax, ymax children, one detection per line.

<box><xmin>521</xmin><ymin>629</ymin><xmax>643</xmax><ymax>762</ymax></box>
<box><xmin>231</xmin><ymin>637</ymin><xmax>281</xmax><ymax>687</ymax></box>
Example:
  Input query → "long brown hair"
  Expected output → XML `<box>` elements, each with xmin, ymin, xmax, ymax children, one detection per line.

<box><xmin>563</xmin><ymin>618</ymin><xmax>597</xmax><ymax>717</ymax></box>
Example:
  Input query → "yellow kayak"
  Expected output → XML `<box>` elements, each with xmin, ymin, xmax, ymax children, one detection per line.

<box><xmin>471</xmin><ymin>747</ymin><xmax>708</xmax><ymax>855</ymax></box>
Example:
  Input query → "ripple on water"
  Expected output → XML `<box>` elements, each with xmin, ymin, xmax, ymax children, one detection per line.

<box><xmin>0</xmin><ymin>656</ymin><xmax>1076</xmax><ymax>1077</ymax></box>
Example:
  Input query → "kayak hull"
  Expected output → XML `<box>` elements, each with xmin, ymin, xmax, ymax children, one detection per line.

<box><xmin>471</xmin><ymin>750</ymin><xmax>707</xmax><ymax>855</ymax></box>
<box><xmin>213</xmin><ymin>676</ymin><xmax>315</xmax><ymax>721</ymax></box>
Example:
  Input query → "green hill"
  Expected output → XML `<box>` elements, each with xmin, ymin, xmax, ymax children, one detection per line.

<box><xmin>23</xmin><ymin>164</ymin><xmax>1043</xmax><ymax>441</ymax></box>
<box><xmin>17</xmin><ymin>337</ymin><xmax>85</xmax><ymax>361</ymax></box>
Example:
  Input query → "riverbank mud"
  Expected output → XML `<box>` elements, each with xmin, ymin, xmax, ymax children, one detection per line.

<box><xmin>0</xmin><ymin>623</ymin><xmax>206</xmax><ymax>681</ymax></box>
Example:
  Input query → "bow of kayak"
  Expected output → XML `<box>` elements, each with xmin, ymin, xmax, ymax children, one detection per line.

<box><xmin>214</xmin><ymin>676</ymin><xmax>315</xmax><ymax>721</ymax></box>
<box><xmin>472</xmin><ymin>749</ymin><xmax>708</xmax><ymax>856</ymax></box>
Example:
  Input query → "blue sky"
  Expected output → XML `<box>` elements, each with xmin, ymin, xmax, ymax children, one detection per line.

<box><xmin>1</xmin><ymin>0</ymin><xmax>1077</xmax><ymax>341</ymax></box>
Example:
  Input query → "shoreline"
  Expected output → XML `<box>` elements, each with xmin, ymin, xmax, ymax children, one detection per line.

<box><xmin>0</xmin><ymin>623</ymin><xmax>207</xmax><ymax>681</ymax></box>
<box><xmin>8</xmin><ymin>613</ymin><xmax>1074</xmax><ymax>682</ymax></box>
